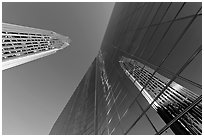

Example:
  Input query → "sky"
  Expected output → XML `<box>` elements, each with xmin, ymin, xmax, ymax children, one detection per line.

<box><xmin>2</xmin><ymin>2</ymin><xmax>115</xmax><ymax>135</ymax></box>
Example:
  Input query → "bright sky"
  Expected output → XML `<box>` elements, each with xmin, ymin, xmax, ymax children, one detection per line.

<box><xmin>2</xmin><ymin>2</ymin><xmax>115</xmax><ymax>134</ymax></box>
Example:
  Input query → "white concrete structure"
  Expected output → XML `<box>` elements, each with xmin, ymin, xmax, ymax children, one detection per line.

<box><xmin>2</xmin><ymin>23</ymin><xmax>71</xmax><ymax>70</ymax></box>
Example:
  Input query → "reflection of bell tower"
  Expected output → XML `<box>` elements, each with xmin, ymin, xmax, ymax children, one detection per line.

<box><xmin>2</xmin><ymin>23</ymin><xmax>71</xmax><ymax>70</ymax></box>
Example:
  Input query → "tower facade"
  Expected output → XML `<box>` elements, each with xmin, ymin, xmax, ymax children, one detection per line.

<box><xmin>50</xmin><ymin>2</ymin><xmax>202</xmax><ymax>135</ymax></box>
<box><xmin>2</xmin><ymin>23</ymin><xmax>70</xmax><ymax>70</ymax></box>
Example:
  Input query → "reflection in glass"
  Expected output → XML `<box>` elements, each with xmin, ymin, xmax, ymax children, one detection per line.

<box><xmin>119</xmin><ymin>56</ymin><xmax>202</xmax><ymax>135</ymax></box>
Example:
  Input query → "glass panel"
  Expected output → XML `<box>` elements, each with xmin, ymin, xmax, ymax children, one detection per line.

<box><xmin>104</xmin><ymin>90</ymin><xmax>110</xmax><ymax>102</ymax></box>
<box><xmin>177</xmin><ymin>2</ymin><xmax>201</xmax><ymax>19</ymax></box>
<box><xmin>149</xmin><ymin>80</ymin><xmax>201</xmax><ymax>134</ymax></box>
<box><xmin>180</xmin><ymin>52</ymin><xmax>201</xmax><ymax>86</ymax></box>
<box><xmin>121</xmin><ymin>31</ymin><xmax>135</xmax><ymax>52</ymax></box>
<box><xmin>184</xmin><ymin>102</ymin><xmax>201</xmax><ymax>134</ymax></box>
<box><xmin>149</xmin><ymin>17</ymin><xmax>192</xmax><ymax>66</ymax></box>
<box><xmin>161</xmin><ymin>16</ymin><xmax>201</xmax><ymax>74</ymax></box>
<box><xmin>108</xmin><ymin>103</ymin><xmax>117</xmax><ymax>118</ymax></box>
<box><xmin>143</xmin><ymin>3</ymin><xmax>161</xmax><ymax>27</ymax></box>
<box><xmin>119</xmin><ymin>101</ymin><xmax>142</xmax><ymax>132</ymax></box>
<box><xmin>108</xmin><ymin>113</ymin><xmax>120</xmax><ymax>134</ymax></box>
<box><xmin>113</xmin><ymin>86</ymin><xmax>123</xmax><ymax>100</ymax></box>
<box><xmin>127</xmin><ymin>115</ymin><xmax>156</xmax><ymax>134</ymax></box>
<box><xmin>137</xmin><ymin>93</ymin><xmax>150</xmax><ymax>110</ymax></box>
<box><xmin>98</xmin><ymin>120</ymin><xmax>107</xmax><ymax>134</ymax></box>
<box><xmin>161</xmin><ymin>127</ymin><xmax>175</xmax><ymax>135</ymax></box>
<box><xmin>134</xmin><ymin>3</ymin><xmax>154</xmax><ymax>29</ymax></box>
<box><xmin>107</xmin><ymin>97</ymin><xmax>114</xmax><ymax>109</ymax></box>
<box><xmin>151</xmin><ymin>2</ymin><xmax>171</xmax><ymax>25</ymax></box>
<box><xmin>162</xmin><ymin>2</ymin><xmax>184</xmax><ymax>22</ymax></box>
<box><xmin>102</xmin><ymin>128</ymin><xmax>108</xmax><ymax>135</ymax></box>
<box><xmin>134</xmin><ymin>26</ymin><xmax>157</xmax><ymax>57</ymax></box>
<box><xmin>130</xmin><ymin>28</ymin><xmax>147</xmax><ymax>55</ymax></box>
<box><xmin>112</xmin><ymin>82</ymin><xmax>121</xmax><ymax>96</ymax></box>
<box><xmin>115</xmin><ymin>88</ymin><xmax>127</xmax><ymax>106</ymax></box>
<box><xmin>117</xmin><ymin>91</ymin><xmax>135</xmax><ymax>117</ymax></box>
<box><xmin>146</xmin><ymin>106</ymin><xmax>166</xmax><ymax>131</ymax></box>
<box><xmin>112</xmin><ymin>125</ymin><xmax>124</xmax><ymax>135</ymax></box>
<box><xmin>88</xmin><ymin>131</ymin><xmax>94</xmax><ymax>135</ymax></box>
<box><xmin>173</xmin><ymin>78</ymin><xmax>201</xmax><ymax>96</ymax></box>
<box><xmin>165</xmin><ymin>101</ymin><xmax>202</xmax><ymax>135</ymax></box>
<box><xmin>198</xmin><ymin>8</ymin><xmax>202</xmax><ymax>14</ymax></box>
<box><xmin>141</xmin><ymin>22</ymin><xmax>171</xmax><ymax>60</ymax></box>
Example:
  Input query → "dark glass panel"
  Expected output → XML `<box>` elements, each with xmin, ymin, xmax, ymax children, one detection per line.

<box><xmin>102</xmin><ymin>128</ymin><xmax>108</xmax><ymax>135</ymax></box>
<box><xmin>176</xmin><ymin>2</ymin><xmax>201</xmax><ymax>19</ymax></box>
<box><xmin>112</xmin><ymin>125</ymin><xmax>124</xmax><ymax>135</ymax></box>
<box><xmin>134</xmin><ymin>26</ymin><xmax>157</xmax><ymax>57</ymax></box>
<box><xmin>151</xmin><ymin>2</ymin><xmax>171</xmax><ymax>25</ymax></box>
<box><xmin>146</xmin><ymin>106</ymin><xmax>166</xmax><ymax>131</ymax></box>
<box><xmin>161</xmin><ymin>16</ymin><xmax>201</xmax><ymax>74</ymax></box>
<box><xmin>180</xmin><ymin>52</ymin><xmax>201</xmax><ymax>86</ymax></box>
<box><xmin>149</xmin><ymin>17</ymin><xmax>191</xmax><ymax>66</ymax></box>
<box><xmin>136</xmin><ymin>3</ymin><xmax>155</xmax><ymax>29</ymax></box>
<box><xmin>143</xmin><ymin>3</ymin><xmax>161</xmax><ymax>27</ymax></box>
<box><xmin>108</xmin><ymin>113</ymin><xmax>120</xmax><ymax>134</ymax></box>
<box><xmin>127</xmin><ymin>115</ymin><xmax>155</xmax><ymax>134</ymax></box>
<box><xmin>117</xmin><ymin>91</ymin><xmax>135</xmax><ymax>117</ymax></box>
<box><xmin>137</xmin><ymin>93</ymin><xmax>150</xmax><ymax>110</ymax></box>
<box><xmin>130</xmin><ymin>28</ymin><xmax>147</xmax><ymax>55</ymax></box>
<box><xmin>141</xmin><ymin>22</ymin><xmax>171</xmax><ymax>60</ymax></box>
<box><xmin>161</xmin><ymin>128</ymin><xmax>175</xmax><ymax>135</ymax></box>
<box><xmin>162</xmin><ymin>2</ymin><xmax>184</xmax><ymax>22</ymax></box>
<box><xmin>119</xmin><ymin>101</ymin><xmax>142</xmax><ymax>132</ymax></box>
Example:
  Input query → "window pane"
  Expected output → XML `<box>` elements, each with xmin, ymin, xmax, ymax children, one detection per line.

<box><xmin>130</xmin><ymin>28</ymin><xmax>147</xmax><ymax>54</ymax></box>
<box><xmin>151</xmin><ymin>2</ymin><xmax>171</xmax><ymax>25</ymax></box>
<box><xmin>149</xmin><ymin>17</ymin><xmax>192</xmax><ymax>66</ymax></box>
<box><xmin>146</xmin><ymin>106</ymin><xmax>166</xmax><ymax>131</ymax></box>
<box><xmin>112</xmin><ymin>125</ymin><xmax>124</xmax><ymax>135</ymax></box>
<box><xmin>102</xmin><ymin>128</ymin><xmax>108</xmax><ymax>135</ymax></box>
<box><xmin>127</xmin><ymin>115</ymin><xmax>156</xmax><ymax>134</ymax></box>
<box><xmin>119</xmin><ymin>101</ymin><xmax>142</xmax><ymax>132</ymax></box>
<box><xmin>141</xmin><ymin>22</ymin><xmax>171</xmax><ymax>60</ymax></box>
<box><xmin>180</xmin><ymin>52</ymin><xmax>201</xmax><ymax>86</ymax></box>
<box><xmin>161</xmin><ymin>128</ymin><xmax>175</xmax><ymax>135</ymax></box>
<box><xmin>121</xmin><ymin>31</ymin><xmax>135</xmax><ymax>52</ymax></box>
<box><xmin>161</xmin><ymin>16</ymin><xmax>201</xmax><ymax>73</ymax></box>
<box><xmin>176</xmin><ymin>2</ymin><xmax>201</xmax><ymax>19</ymax></box>
<box><xmin>137</xmin><ymin>93</ymin><xmax>150</xmax><ymax>110</ymax></box>
<box><xmin>115</xmin><ymin>88</ymin><xmax>127</xmax><ymax>106</ymax></box>
<box><xmin>117</xmin><ymin>91</ymin><xmax>135</xmax><ymax>117</ymax></box>
<box><xmin>134</xmin><ymin>26</ymin><xmax>157</xmax><ymax>57</ymax></box>
<box><xmin>162</xmin><ymin>2</ymin><xmax>184</xmax><ymax>22</ymax></box>
<box><xmin>143</xmin><ymin>3</ymin><xmax>161</xmax><ymax>27</ymax></box>
<box><xmin>136</xmin><ymin>3</ymin><xmax>154</xmax><ymax>29</ymax></box>
<box><xmin>108</xmin><ymin>113</ymin><xmax>120</xmax><ymax>134</ymax></box>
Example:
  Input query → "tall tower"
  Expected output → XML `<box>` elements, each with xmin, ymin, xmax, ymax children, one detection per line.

<box><xmin>2</xmin><ymin>23</ymin><xmax>71</xmax><ymax>70</ymax></box>
<box><xmin>50</xmin><ymin>2</ymin><xmax>201</xmax><ymax>135</ymax></box>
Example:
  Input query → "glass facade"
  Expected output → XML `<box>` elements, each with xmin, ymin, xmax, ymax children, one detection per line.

<box><xmin>50</xmin><ymin>2</ymin><xmax>202</xmax><ymax>135</ymax></box>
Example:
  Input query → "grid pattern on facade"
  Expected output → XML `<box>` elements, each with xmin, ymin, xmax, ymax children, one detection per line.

<box><xmin>99</xmin><ymin>2</ymin><xmax>201</xmax><ymax>135</ymax></box>
<box><xmin>2</xmin><ymin>31</ymin><xmax>54</xmax><ymax>60</ymax></box>
<box><xmin>92</xmin><ymin>49</ymin><xmax>201</xmax><ymax>135</ymax></box>
<box><xmin>119</xmin><ymin>56</ymin><xmax>202</xmax><ymax>134</ymax></box>
<box><xmin>50</xmin><ymin>2</ymin><xmax>201</xmax><ymax>135</ymax></box>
